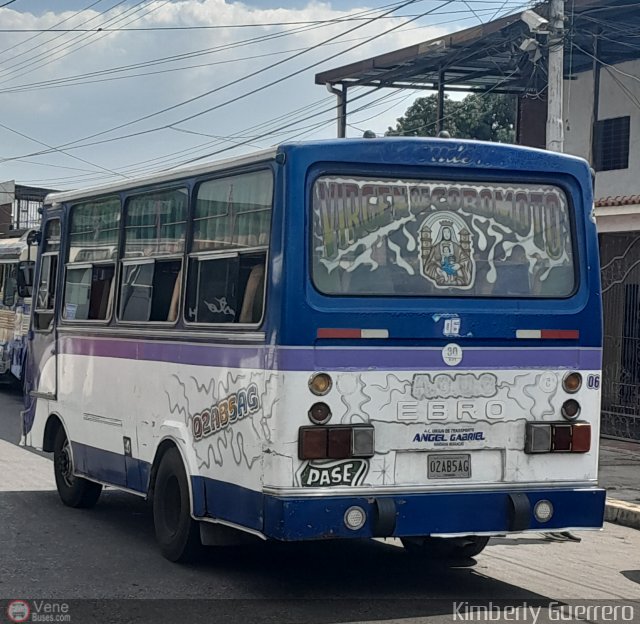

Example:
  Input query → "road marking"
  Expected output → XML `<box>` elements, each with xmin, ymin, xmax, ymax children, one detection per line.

<box><xmin>0</xmin><ymin>439</ymin><xmax>55</xmax><ymax>491</ymax></box>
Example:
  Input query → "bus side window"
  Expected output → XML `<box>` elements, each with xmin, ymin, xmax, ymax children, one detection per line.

<box><xmin>184</xmin><ymin>253</ymin><xmax>266</xmax><ymax>324</ymax></box>
<box><xmin>34</xmin><ymin>219</ymin><xmax>61</xmax><ymax>331</ymax></box>
<box><xmin>118</xmin><ymin>187</ymin><xmax>187</xmax><ymax>324</ymax></box>
<box><xmin>120</xmin><ymin>259</ymin><xmax>182</xmax><ymax>322</ymax></box>
<box><xmin>185</xmin><ymin>169</ymin><xmax>272</xmax><ymax>326</ymax></box>
<box><xmin>62</xmin><ymin>197</ymin><xmax>120</xmax><ymax>322</ymax></box>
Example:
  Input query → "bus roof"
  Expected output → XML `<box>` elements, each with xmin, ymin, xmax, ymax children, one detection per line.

<box><xmin>44</xmin><ymin>137</ymin><xmax>592</xmax><ymax>207</ymax></box>
<box><xmin>44</xmin><ymin>147</ymin><xmax>278</xmax><ymax>206</ymax></box>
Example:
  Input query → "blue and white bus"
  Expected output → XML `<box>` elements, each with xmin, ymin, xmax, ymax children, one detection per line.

<box><xmin>22</xmin><ymin>138</ymin><xmax>604</xmax><ymax>562</ymax></box>
<box><xmin>0</xmin><ymin>229</ymin><xmax>36</xmax><ymax>383</ymax></box>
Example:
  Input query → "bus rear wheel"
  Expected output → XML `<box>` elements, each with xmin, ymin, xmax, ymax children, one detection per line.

<box><xmin>401</xmin><ymin>536</ymin><xmax>489</xmax><ymax>559</ymax></box>
<box><xmin>152</xmin><ymin>447</ymin><xmax>201</xmax><ymax>562</ymax></box>
<box><xmin>53</xmin><ymin>427</ymin><xmax>102</xmax><ymax>509</ymax></box>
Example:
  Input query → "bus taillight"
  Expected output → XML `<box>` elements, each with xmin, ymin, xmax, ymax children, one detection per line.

<box><xmin>525</xmin><ymin>422</ymin><xmax>591</xmax><ymax>454</ymax></box>
<box><xmin>298</xmin><ymin>425</ymin><xmax>375</xmax><ymax>460</ymax></box>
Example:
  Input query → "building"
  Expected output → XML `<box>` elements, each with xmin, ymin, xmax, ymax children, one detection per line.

<box><xmin>316</xmin><ymin>0</ymin><xmax>640</xmax><ymax>441</ymax></box>
<box><xmin>0</xmin><ymin>181</ymin><xmax>56</xmax><ymax>235</ymax></box>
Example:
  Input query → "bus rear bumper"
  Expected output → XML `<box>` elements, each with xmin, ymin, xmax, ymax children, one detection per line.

<box><xmin>262</xmin><ymin>487</ymin><xmax>606</xmax><ymax>541</ymax></box>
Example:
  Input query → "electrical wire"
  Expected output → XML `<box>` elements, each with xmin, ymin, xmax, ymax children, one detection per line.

<box><xmin>0</xmin><ymin>5</ymin><xmax>510</xmax><ymax>96</ymax></box>
<box><xmin>0</xmin><ymin>0</ymin><xmax>409</xmax><ymax>80</ymax></box>
<box><xmin>0</xmin><ymin>0</ymin><xmax>131</xmax><ymax>72</ymax></box>
<box><xmin>21</xmin><ymin>86</ymin><xmax>381</xmax><ymax>184</ymax></box>
<box><xmin>573</xmin><ymin>41</ymin><xmax>640</xmax><ymax>87</ymax></box>
<box><xmin>0</xmin><ymin>0</ymin><xmax>105</xmax><ymax>59</ymax></box>
<box><xmin>12</xmin><ymin>0</ymin><xmax>532</xmax><ymax>184</ymax></box>
<box><xmin>19</xmin><ymin>92</ymin><xmax>347</xmax><ymax>184</ymax></box>
<box><xmin>0</xmin><ymin>0</ymin><xmax>171</xmax><ymax>84</ymax></box>
<box><xmin>2</xmin><ymin>0</ymin><xmax>442</xmax><ymax>160</ymax></box>
<box><xmin>0</xmin><ymin>121</ymin><xmax>128</xmax><ymax>178</ymax></box>
<box><xmin>1</xmin><ymin>14</ymin><xmax>436</xmax><ymax>32</ymax></box>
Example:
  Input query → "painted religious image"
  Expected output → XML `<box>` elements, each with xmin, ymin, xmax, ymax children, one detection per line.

<box><xmin>420</xmin><ymin>213</ymin><xmax>474</xmax><ymax>289</ymax></box>
<box><xmin>311</xmin><ymin>176</ymin><xmax>575</xmax><ymax>299</ymax></box>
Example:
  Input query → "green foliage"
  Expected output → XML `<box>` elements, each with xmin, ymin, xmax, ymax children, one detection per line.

<box><xmin>386</xmin><ymin>93</ymin><xmax>516</xmax><ymax>143</ymax></box>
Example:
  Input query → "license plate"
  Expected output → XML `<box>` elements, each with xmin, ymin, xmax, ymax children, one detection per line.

<box><xmin>427</xmin><ymin>453</ymin><xmax>471</xmax><ymax>479</ymax></box>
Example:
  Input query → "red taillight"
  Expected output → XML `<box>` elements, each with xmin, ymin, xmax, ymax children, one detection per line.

<box><xmin>571</xmin><ymin>423</ymin><xmax>591</xmax><ymax>452</ymax></box>
<box><xmin>328</xmin><ymin>428</ymin><xmax>352</xmax><ymax>459</ymax></box>
<box><xmin>299</xmin><ymin>428</ymin><xmax>327</xmax><ymax>460</ymax></box>
<box><xmin>552</xmin><ymin>424</ymin><xmax>572</xmax><ymax>451</ymax></box>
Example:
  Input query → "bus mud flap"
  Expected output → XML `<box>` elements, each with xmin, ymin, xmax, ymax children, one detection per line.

<box><xmin>373</xmin><ymin>498</ymin><xmax>397</xmax><ymax>537</ymax></box>
<box><xmin>507</xmin><ymin>493</ymin><xmax>531</xmax><ymax>531</ymax></box>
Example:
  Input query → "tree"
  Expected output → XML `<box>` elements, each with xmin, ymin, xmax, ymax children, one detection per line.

<box><xmin>386</xmin><ymin>92</ymin><xmax>516</xmax><ymax>143</ymax></box>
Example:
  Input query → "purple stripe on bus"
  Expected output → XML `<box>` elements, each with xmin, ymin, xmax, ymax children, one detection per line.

<box><xmin>59</xmin><ymin>336</ymin><xmax>265</xmax><ymax>369</ymax></box>
<box><xmin>58</xmin><ymin>336</ymin><xmax>602</xmax><ymax>371</ymax></box>
<box><xmin>277</xmin><ymin>346</ymin><xmax>602</xmax><ymax>371</ymax></box>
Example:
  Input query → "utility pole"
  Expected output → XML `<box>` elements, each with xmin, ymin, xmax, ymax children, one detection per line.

<box><xmin>326</xmin><ymin>83</ymin><xmax>347</xmax><ymax>138</ymax></box>
<box><xmin>436</xmin><ymin>70</ymin><xmax>445</xmax><ymax>134</ymax></box>
<box><xmin>546</xmin><ymin>0</ymin><xmax>565</xmax><ymax>152</ymax></box>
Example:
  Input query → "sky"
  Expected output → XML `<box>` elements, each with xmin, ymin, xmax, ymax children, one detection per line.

<box><xmin>0</xmin><ymin>0</ymin><xmax>524</xmax><ymax>190</ymax></box>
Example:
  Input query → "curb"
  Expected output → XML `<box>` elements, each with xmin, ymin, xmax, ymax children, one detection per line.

<box><xmin>605</xmin><ymin>498</ymin><xmax>640</xmax><ymax>530</ymax></box>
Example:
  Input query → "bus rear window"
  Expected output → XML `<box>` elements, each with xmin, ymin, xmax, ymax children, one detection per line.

<box><xmin>311</xmin><ymin>176</ymin><xmax>575</xmax><ymax>298</ymax></box>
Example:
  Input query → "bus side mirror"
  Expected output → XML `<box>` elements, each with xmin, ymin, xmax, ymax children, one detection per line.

<box><xmin>25</xmin><ymin>230</ymin><xmax>41</xmax><ymax>264</ymax></box>
<box><xmin>17</xmin><ymin>261</ymin><xmax>35</xmax><ymax>298</ymax></box>
<box><xmin>26</xmin><ymin>230</ymin><xmax>41</xmax><ymax>247</ymax></box>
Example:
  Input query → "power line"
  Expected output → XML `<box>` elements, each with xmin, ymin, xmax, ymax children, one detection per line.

<box><xmin>0</xmin><ymin>14</ymin><xmax>431</xmax><ymax>32</ymax></box>
<box><xmin>0</xmin><ymin>0</ymin><xmax>406</xmax><ymax>81</ymax></box>
<box><xmin>0</xmin><ymin>0</ymin><xmax>105</xmax><ymax>59</ymax></box>
<box><xmin>12</xmin><ymin>0</ymin><xmax>530</xmax><ymax>183</ymax></box>
<box><xmin>15</xmin><ymin>23</ymin><xmax>524</xmax><ymax>184</ymax></box>
<box><xmin>0</xmin><ymin>5</ymin><xmax>508</xmax><ymax>96</ymax></box>
<box><xmin>0</xmin><ymin>5</ymin><xmax>405</xmax><ymax>94</ymax></box>
<box><xmin>21</xmin><ymin>87</ymin><xmax>377</xmax><ymax>185</ymax></box>
<box><xmin>0</xmin><ymin>0</ymin><xmax>18</xmax><ymax>7</ymax></box>
<box><xmin>0</xmin><ymin>0</ymin><xmax>130</xmax><ymax>71</ymax></box>
<box><xmin>0</xmin><ymin>121</ymin><xmax>128</xmax><ymax>178</ymax></box>
<box><xmin>0</xmin><ymin>0</ymin><xmax>170</xmax><ymax>84</ymax></box>
<box><xmin>19</xmin><ymin>93</ymin><xmax>345</xmax><ymax>184</ymax></box>
<box><xmin>573</xmin><ymin>41</ymin><xmax>640</xmax><ymax>87</ymax></box>
<box><xmin>2</xmin><ymin>0</ymin><xmax>434</xmax><ymax>160</ymax></box>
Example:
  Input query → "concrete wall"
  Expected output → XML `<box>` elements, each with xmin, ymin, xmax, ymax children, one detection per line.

<box><xmin>563</xmin><ymin>59</ymin><xmax>640</xmax><ymax>201</ymax></box>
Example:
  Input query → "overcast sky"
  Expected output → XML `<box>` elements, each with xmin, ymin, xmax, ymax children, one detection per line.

<box><xmin>0</xmin><ymin>0</ymin><xmax>522</xmax><ymax>190</ymax></box>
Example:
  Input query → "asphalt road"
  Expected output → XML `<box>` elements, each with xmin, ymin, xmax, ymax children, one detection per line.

<box><xmin>0</xmin><ymin>389</ymin><xmax>639</xmax><ymax>624</ymax></box>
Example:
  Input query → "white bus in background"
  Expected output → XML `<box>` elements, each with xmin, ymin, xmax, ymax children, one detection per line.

<box><xmin>0</xmin><ymin>229</ymin><xmax>36</xmax><ymax>383</ymax></box>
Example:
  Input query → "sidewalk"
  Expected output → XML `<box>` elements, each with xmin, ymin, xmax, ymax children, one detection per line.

<box><xmin>599</xmin><ymin>438</ymin><xmax>640</xmax><ymax>530</ymax></box>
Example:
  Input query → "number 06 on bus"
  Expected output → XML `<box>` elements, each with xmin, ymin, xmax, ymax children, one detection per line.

<box><xmin>21</xmin><ymin>138</ymin><xmax>604</xmax><ymax>562</ymax></box>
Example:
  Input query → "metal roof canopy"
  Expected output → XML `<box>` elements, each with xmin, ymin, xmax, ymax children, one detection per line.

<box><xmin>315</xmin><ymin>0</ymin><xmax>640</xmax><ymax>124</ymax></box>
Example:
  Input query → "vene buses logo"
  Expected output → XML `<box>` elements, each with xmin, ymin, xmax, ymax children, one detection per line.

<box><xmin>7</xmin><ymin>600</ymin><xmax>30</xmax><ymax>623</ymax></box>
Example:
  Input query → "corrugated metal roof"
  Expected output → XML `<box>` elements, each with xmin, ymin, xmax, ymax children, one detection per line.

<box><xmin>315</xmin><ymin>0</ymin><xmax>640</xmax><ymax>94</ymax></box>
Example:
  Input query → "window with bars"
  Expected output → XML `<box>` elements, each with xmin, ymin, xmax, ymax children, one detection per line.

<box><xmin>594</xmin><ymin>116</ymin><xmax>630</xmax><ymax>172</ymax></box>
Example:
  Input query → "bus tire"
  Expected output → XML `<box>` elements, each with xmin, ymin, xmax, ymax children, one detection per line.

<box><xmin>53</xmin><ymin>427</ymin><xmax>102</xmax><ymax>509</ymax></box>
<box><xmin>401</xmin><ymin>536</ymin><xmax>489</xmax><ymax>559</ymax></box>
<box><xmin>152</xmin><ymin>447</ymin><xmax>201</xmax><ymax>563</ymax></box>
